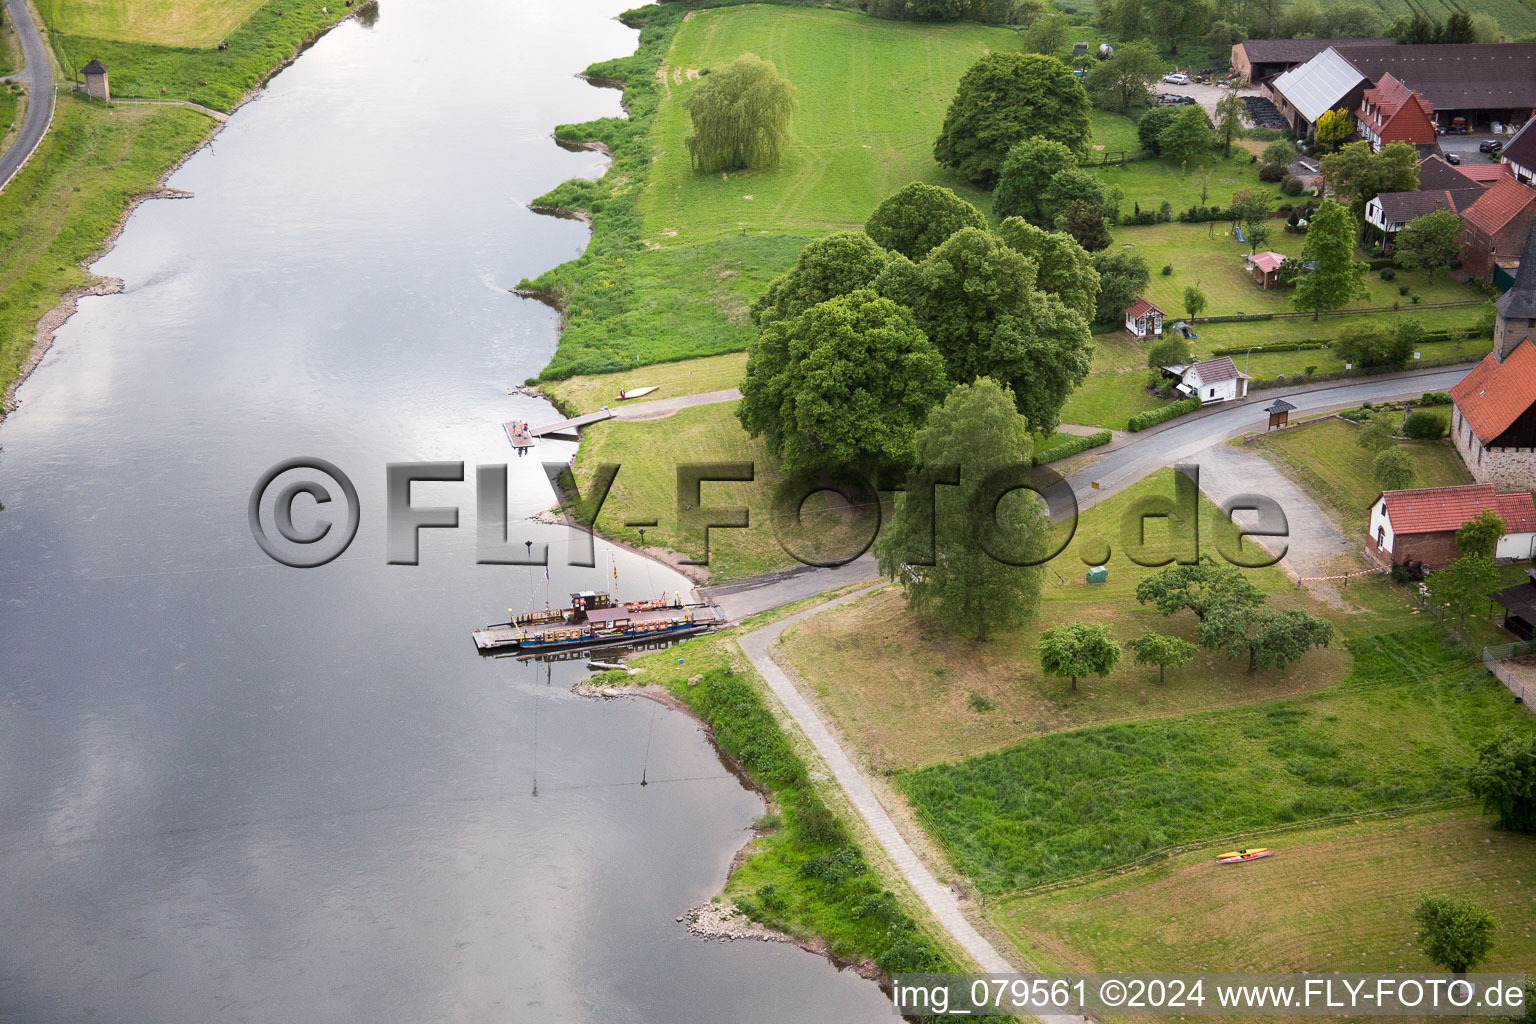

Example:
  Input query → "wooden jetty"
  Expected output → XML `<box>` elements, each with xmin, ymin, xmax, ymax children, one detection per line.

<box><xmin>527</xmin><ymin>408</ymin><xmax>614</xmax><ymax>442</ymax></box>
<box><xmin>472</xmin><ymin>590</ymin><xmax>725</xmax><ymax>655</ymax></box>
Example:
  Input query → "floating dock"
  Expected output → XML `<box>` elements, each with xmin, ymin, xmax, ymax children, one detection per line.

<box><xmin>504</xmin><ymin>420</ymin><xmax>534</xmax><ymax>450</ymax></box>
<box><xmin>473</xmin><ymin>590</ymin><xmax>726</xmax><ymax>656</ymax></box>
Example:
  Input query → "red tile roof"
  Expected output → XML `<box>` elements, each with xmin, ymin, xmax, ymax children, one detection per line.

<box><xmin>1125</xmin><ymin>297</ymin><xmax>1163</xmax><ymax>319</ymax></box>
<box><xmin>1247</xmin><ymin>251</ymin><xmax>1286</xmax><ymax>273</ymax></box>
<box><xmin>1380</xmin><ymin>484</ymin><xmax>1536</xmax><ymax>535</ymax></box>
<box><xmin>1461</xmin><ymin>176</ymin><xmax>1536</xmax><ymax>235</ymax></box>
<box><xmin>1459</xmin><ymin>162</ymin><xmax>1511</xmax><ymax>183</ymax></box>
<box><xmin>1450</xmin><ymin>338</ymin><xmax>1536</xmax><ymax>442</ymax></box>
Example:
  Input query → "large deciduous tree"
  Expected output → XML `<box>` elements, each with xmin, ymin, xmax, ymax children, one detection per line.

<box><xmin>1091</xmin><ymin>249</ymin><xmax>1150</xmax><ymax>325</ymax></box>
<box><xmin>1158</xmin><ymin>105</ymin><xmax>1215</xmax><ymax>167</ymax></box>
<box><xmin>1038</xmin><ymin>623</ymin><xmax>1121</xmax><ymax>690</ymax></box>
<box><xmin>750</xmin><ymin>231</ymin><xmax>897</xmax><ymax>327</ymax></box>
<box><xmin>685</xmin><ymin>54</ymin><xmax>797</xmax><ymax>173</ymax></box>
<box><xmin>935</xmin><ymin>51</ymin><xmax>1091</xmax><ymax>185</ymax></box>
<box><xmin>1320</xmin><ymin>141</ymin><xmax>1419</xmax><ymax>225</ymax></box>
<box><xmin>1394</xmin><ymin>209</ymin><xmax>1461</xmax><ymax>283</ymax></box>
<box><xmin>876</xmin><ymin>378</ymin><xmax>1045</xmax><ymax>640</ymax></box>
<box><xmin>864</xmin><ymin>182</ymin><xmax>987</xmax><ymax>262</ymax></box>
<box><xmin>885</xmin><ymin>227</ymin><xmax>1092</xmax><ymax>432</ymax></box>
<box><xmin>1468</xmin><ymin>731</ymin><xmax>1536</xmax><ymax>832</ymax></box>
<box><xmin>1040</xmin><ymin>167</ymin><xmax>1120</xmax><ymax>227</ymax></box>
<box><xmin>1086</xmin><ymin>39</ymin><xmax>1163</xmax><ymax>114</ymax></box>
<box><xmin>1456</xmin><ymin>509</ymin><xmax>1507</xmax><ymax>560</ymax></box>
<box><xmin>994</xmin><ymin>218</ymin><xmax>1100</xmax><ymax>323</ymax></box>
<box><xmin>737</xmin><ymin>290</ymin><xmax>950</xmax><ymax>479</ymax></box>
<box><xmin>1293</xmin><ymin>199</ymin><xmax>1368</xmax><ymax>321</ymax></box>
<box><xmin>1313</xmin><ymin>108</ymin><xmax>1354</xmax><ymax>152</ymax></box>
<box><xmin>994</xmin><ymin>136</ymin><xmax>1078</xmax><ymax>223</ymax></box>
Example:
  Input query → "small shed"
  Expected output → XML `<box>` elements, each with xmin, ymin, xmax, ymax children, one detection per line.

<box><xmin>1086</xmin><ymin>565</ymin><xmax>1108</xmax><ymax>584</ymax></box>
<box><xmin>1265</xmin><ymin>398</ymin><xmax>1296</xmax><ymax>430</ymax></box>
<box><xmin>1495</xmin><ymin>571</ymin><xmax>1536</xmax><ymax>641</ymax></box>
<box><xmin>1245</xmin><ymin>250</ymin><xmax>1287</xmax><ymax>289</ymax></box>
<box><xmin>1124</xmin><ymin>297</ymin><xmax>1165</xmax><ymax>339</ymax></box>
<box><xmin>81</xmin><ymin>59</ymin><xmax>110</xmax><ymax>103</ymax></box>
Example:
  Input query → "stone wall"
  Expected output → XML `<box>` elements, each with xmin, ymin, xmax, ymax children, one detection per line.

<box><xmin>1454</xmin><ymin>420</ymin><xmax>1536</xmax><ymax>489</ymax></box>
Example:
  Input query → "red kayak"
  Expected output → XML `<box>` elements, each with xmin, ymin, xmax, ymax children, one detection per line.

<box><xmin>1216</xmin><ymin>848</ymin><xmax>1273</xmax><ymax>864</ymax></box>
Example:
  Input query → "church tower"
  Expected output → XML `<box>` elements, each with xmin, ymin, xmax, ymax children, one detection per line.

<box><xmin>1494</xmin><ymin>220</ymin><xmax>1536</xmax><ymax>363</ymax></box>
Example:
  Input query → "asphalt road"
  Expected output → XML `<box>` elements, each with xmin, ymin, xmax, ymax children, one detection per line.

<box><xmin>0</xmin><ymin>0</ymin><xmax>53</xmax><ymax>192</ymax></box>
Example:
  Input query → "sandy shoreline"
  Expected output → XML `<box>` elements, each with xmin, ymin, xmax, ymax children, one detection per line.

<box><xmin>0</xmin><ymin>6</ymin><xmax>368</xmax><ymax>420</ymax></box>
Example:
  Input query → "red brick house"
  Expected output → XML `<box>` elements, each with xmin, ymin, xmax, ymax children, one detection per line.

<box><xmin>1367</xmin><ymin>484</ymin><xmax>1536</xmax><ymax>566</ymax></box>
<box><xmin>1459</xmin><ymin>177</ymin><xmax>1536</xmax><ymax>283</ymax></box>
<box><xmin>1356</xmin><ymin>74</ymin><xmax>1435</xmax><ymax>150</ymax></box>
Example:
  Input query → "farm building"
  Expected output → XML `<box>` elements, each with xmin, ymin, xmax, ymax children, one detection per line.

<box><xmin>1365</xmin><ymin>188</ymin><xmax>1482</xmax><ymax>237</ymax></box>
<box><xmin>1231</xmin><ymin>37</ymin><xmax>1393</xmax><ymax>85</ymax></box>
<box><xmin>1417</xmin><ymin>154</ymin><xmax>1485</xmax><ymax>191</ymax></box>
<box><xmin>1356</xmin><ymin>74</ymin><xmax>1436</xmax><ymax>150</ymax></box>
<box><xmin>1366</xmin><ymin>484</ymin><xmax>1536</xmax><ymax>567</ymax></box>
<box><xmin>1162</xmin><ymin>357</ymin><xmax>1251</xmax><ymax>404</ymax></box>
<box><xmin>1459</xmin><ymin>177</ymin><xmax>1536</xmax><ymax>282</ymax></box>
<box><xmin>1124</xmin><ymin>297</ymin><xmax>1164</xmax><ymax>339</ymax></box>
<box><xmin>1267</xmin><ymin>48</ymin><xmax>1368</xmax><ymax>137</ymax></box>
<box><xmin>1244</xmin><ymin>250</ymin><xmax>1288</xmax><ymax>288</ymax></box>
<box><xmin>1501</xmin><ymin>119</ymin><xmax>1536</xmax><ymax>186</ymax></box>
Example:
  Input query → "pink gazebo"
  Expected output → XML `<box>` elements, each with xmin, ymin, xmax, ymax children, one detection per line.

<box><xmin>1245</xmin><ymin>250</ymin><xmax>1287</xmax><ymax>289</ymax></box>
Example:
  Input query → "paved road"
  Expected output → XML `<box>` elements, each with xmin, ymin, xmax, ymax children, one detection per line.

<box><xmin>611</xmin><ymin>387</ymin><xmax>741</xmax><ymax>421</ymax></box>
<box><xmin>0</xmin><ymin>0</ymin><xmax>54</xmax><ymax>192</ymax></box>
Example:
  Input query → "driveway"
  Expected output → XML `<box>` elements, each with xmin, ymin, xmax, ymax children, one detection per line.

<box><xmin>1154</xmin><ymin>80</ymin><xmax>1255</xmax><ymax>120</ymax></box>
<box><xmin>0</xmin><ymin>0</ymin><xmax>54</xmax><ymax>192</ymax></box>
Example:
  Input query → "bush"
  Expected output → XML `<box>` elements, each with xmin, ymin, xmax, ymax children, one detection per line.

<box><xmin>1404</xmin><ymin>410</ymin><xmax>1445</xmax><ymax>439</ymax></box>
<box><xmin>1258</xmin><ymin>163</ymin><xmax>1287</xmax><ymax>182</ymax></box>
<box><xmin>1399</xmin><ymin>284</ymin><xmax>1411</xmax><ymax>296</ymax></box>
<box><xmin>1281</xmin><ymin>175</ymin><xmax>1304</xmax><ymax>196</ymax></box>
<box><xmin>1161</xmin><ymin>264</ymin><xmax>1173</xmax><ymax>275</ymax></box>
<box><xmin>1379</xmin><ymin>268</ymin><xmax>1396</xmax><ymax>281</ymax></box>
<box><xmin>1127</xmin><ymin>397</ymin><xmax>1202</xmax><ymax>432</ymax></box>
<box><xmin>1033</xmin><ymin>429</ymin><xmax>1113</xmax><ymax>465</ymax></box>
<box><xmin>1419</xmin><ymin>391</ymin><xmax>1452</xmax><ymax>406</ymax></box>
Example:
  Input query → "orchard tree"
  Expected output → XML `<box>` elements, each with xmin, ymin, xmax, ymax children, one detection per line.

<box><xmin>1214</xmin><ymin>90</ymin><xmax>1247</xmax><ymax>157</ymax></box>
<box><xmin>1314</xmin><ymin>107</ymin><xmax>1354</xmax><ymax>151</ymax></box>
<box><xmin>864</xmin><ymin>182</ymin><xmax>987</xmax><ymax>261</ymax></box>
<box><xmin>1356</xmin><ymin>416</ymin><xmax>1397</xmax><ymax>452</ymax></box>
<box><xmin>995</xmin><ymin>218</ymin><xmax>1101</xmax><ymax>323</ymax></box>
<box><xmin>1200</xmin><ymin>606</ymin><xmax>1334</xmax><ymax>673</ymax></box>
<box><xmin>1229</xmin><ymin>190</ymin><xmax>1272</xmax><ymax>253</ymax></box>
<box><xmin>1467</xmin><ymin>731</ymin><xmax>1536</xmax><ymax>832</ymax></box>
<box><xmin>993</xmin><ymin>136</ymin><xmax>1077</xmax><ymax>224</ymax></box>
<box><xmin>1092</xmin><ymin>249</ymin><xmax>1151</xmax><ymax>325</ymax></box>
<box><xmin>1373</xmin><ymin>448</ymin><xmax>1415</xmax><ymax>491</ymax></box>
<box><xmin>935</xmin><ymin>51</ymin><xmax>1091</xmax><ymax>185</ymax></box>
<box><xmin>1457</xmin><ymin>509</ymin><xmax>1507</xmax><ymax>559</ymax></box>
<box><xmin>1126</xmin><ymin>631</ymin><xmax>1197</xmax><ymax>682</ymax></box>
<box><xmin>737</xmin><ymin>289</ymin><xmax>950</xmax><ymax>478</ymax></box>
<box><xmin>751</xmin><ymin>231</ymin><xmax>897</xmax><ymax>327</ymax></box>
<box><xmin>1426</xmin><ymin>553</ymin><xmax>1502</xmax><ymax>630</ymax></box>
<box><xmin>1159</xmin><ymin>105</ymin><xmax>1216</xmax><ymax>167</ymax></box>
<box><xmin>1293</xmin><ymin>199</ymin><xmax>1368</xmax><ymax>320</ymax></box>
<box><xmin>685</xmin><ymin>54</ymin><xmax>797</xmax><ymax>172</ymax></box>
<box><xmin>1136</xmin><ymin>564</ymin><xmax>1264</xmax><ymax>622</ymax></box>
<box><xmin>1086</xmin><ymin>39</ymin><xmax>1163</xmax><ymax>114</ymax></box>
<box><xmin>1395</xmin><ymin>209</ymin><xmax>1462</xmax><ymax>283</ymax></box>
<box><xmin>889</xmin><ymin>227</ymin><xmax>1092</xmax><ymax>432</ymax></box>
<box><xmin>1182</xmin><ymin>285</ymin><xmax>1207</xmax><ymax>321</ymax></box>
<box><xmin>1413</xmin><ymin>896</ymin><xmax>1497</xmax><ymax>974</ymax></box>
<box><xmin>1038</xmin><ymin>622</ymin><xmax>1121</xmax><ymax>690</ymax></box>
<box><xmin>875</xmin><ymin>378</ymin><xmax>1045</xmax><ymax>640</ymax></box>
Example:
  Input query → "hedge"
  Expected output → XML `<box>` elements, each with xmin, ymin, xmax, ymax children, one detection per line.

<box><xmin>1248</xmin><ymin>353</ymin><xmax>1482</xmax><ymax>390</ymax></box>
<box><xmin>1034</xmin><ymin>429</ymin><xmax>1112</xmax><ymax>465</ymax></box>
<box><xmin>1127</xmin><ymin>398</ymin><xmax>1201</xmax><ymax>432</ymax></box>
<box><xmin>1210</xmin><ymin>340</ymin><xmax>1330</xmax><ymax>356</ymax></box>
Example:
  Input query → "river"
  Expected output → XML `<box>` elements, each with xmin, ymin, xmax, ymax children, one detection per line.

<box><xmin>0</xmin><ymin>2</ymin><xmax>892</xmax><ymax>1020</ymax></box>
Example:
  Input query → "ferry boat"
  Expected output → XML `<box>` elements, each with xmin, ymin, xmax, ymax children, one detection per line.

<box><xmin>472</xmin><ymin>590</ymin><xmax>725</xmax><ymax>654</ymax></box>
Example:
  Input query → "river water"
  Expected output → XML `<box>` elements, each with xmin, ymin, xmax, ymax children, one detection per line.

<box><xmin>0</xmin><ymin>2</ymin><xmax>892</xmax><ymax>1020</ymax></box>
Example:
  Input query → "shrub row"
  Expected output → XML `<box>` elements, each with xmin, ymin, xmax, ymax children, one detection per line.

<box><xmin>1419</xmin><ymin>391</ymin><xmax>1453</xmax><ymax>406</ymax></box>
<box><xmin>1033</xmin><ymin>429</ymin><xmax>1112</xmax><ymax>465</ymax></box>
<box><xmin>1127</xmin><ymin>398</ymin><xmax>1202</xmax><ymax>432</ymax></box>
<box><xmin>1248</xmin><ymin>354</ymin><xmax>1482</xmax><ymax>390</ymax></box>
<box><xmin>1210</xmin><ymin>340</ymin><xmax>1330</xmax><ymax>357</ymax></box>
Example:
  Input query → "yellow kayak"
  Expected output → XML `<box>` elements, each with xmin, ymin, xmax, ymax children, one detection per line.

<box><xmin>1216</xmin><ymin>848</ymin><xmax>1272</xmax><ymax>864</ymax></box>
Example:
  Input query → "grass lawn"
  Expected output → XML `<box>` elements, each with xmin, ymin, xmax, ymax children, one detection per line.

<box><xmin>639</xmin><ymin>5</ymin><xmax>1015</xmax><ymax>247</ymax></box>
<box><xmin>1085</xmin><ymin>109</ymin><xmax>1140</xmax><ymax>158</ymax></box>
<box><xmin>995</xmin><ymin>806</ymin><xmax>1536</xmax><ymax>976</ymax></box>
<box><xmin>1118</xmin><ymin>222</ymin><xmax>1485</xmax><ymax>319</ymax></box>
<box><xmin>1059</xmin><ymin>330</ymin><xmax>1162</xmax><ymax>429</ymax></box>
<box><xmin>1249</xmin><ymin>417</ymin><xmax>1472</xmax><ymax>534</ymax></box>
<box><xmin>0</xmin><ymin>83</ymin><xmax>20</xmax><ymax>145</ymax></box>
<box><xmin>0</xmin><ymin>15</ymin><xmax>15</xmax><ymax>76</ymax></box>
<box><xmin>542</xmin><ymin>351</ymin><xmax>748</xmax><ymax>416</ymax></box>
<box><xmin>43</xmin><ymin>0</ymin><xmax>267</xmax><ymax>48</ymax></box>
<box><xmin>0</xmin><ymin>97</ymin><xmax>213</xmax><ymax>402</ymax></box>
<box><xmin>42</xmin><ymin>0</ymin><xmax>358</xmax><ymax>110</ymax></box>
<box><xmin>775</xmin><ymin>470</ymin><xmax>1356</xmax><ymax>772</ymax></box>
<box><xmin>896</xmin><ymin>629</ymin><xmax>1536</xmax><ymax>892</ymax></box>
<box><xmin>1092</xmin><ymin>153</ymin><xmax>1280</xmax><ymax>219</ymax></box>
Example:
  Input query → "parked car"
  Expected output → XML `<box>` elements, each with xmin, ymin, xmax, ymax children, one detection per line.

<box><xmin>1480</xmin><ymin>139</ymin><xmax>1504</xmax><ymax>153</ymax></box>
<box><xmin>1163</xmin><ymin>72</ymin><xmax>1190</xmax><ymax>85</ymax></box>
<box><xmin>1446</xmin><ymin>152</ymin><xmax>1462</xmax><ymax>165</ymax></box>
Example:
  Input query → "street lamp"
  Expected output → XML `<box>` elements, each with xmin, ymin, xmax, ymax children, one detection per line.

<box><xmin>1246</xmin><ymin>345</ymin><xmax>1263</xmax><ymax>373</ymax></box>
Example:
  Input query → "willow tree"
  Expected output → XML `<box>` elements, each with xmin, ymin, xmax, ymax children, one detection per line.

<box><xmin>685</xmin><ymin>54</ymin><xmax>797</xmax><ymax>173</ymax></box>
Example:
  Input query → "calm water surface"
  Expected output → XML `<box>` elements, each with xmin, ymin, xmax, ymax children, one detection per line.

<box><xmin>0</xmin><ymin>2</ymin><xmax>892</xmax><ymax>1020</ymax></box>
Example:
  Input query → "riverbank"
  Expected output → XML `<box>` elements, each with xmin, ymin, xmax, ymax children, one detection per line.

<box><xmin>0</xmin><ymin>0</ymin><xmax>366</xmax><ymax>419</ymax></box>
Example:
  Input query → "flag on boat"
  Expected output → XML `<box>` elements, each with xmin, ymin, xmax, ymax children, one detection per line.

<box><xmin>544</xmin><ymin>565</ymin><xmax>549</xmax><ymax>581</ymax></box>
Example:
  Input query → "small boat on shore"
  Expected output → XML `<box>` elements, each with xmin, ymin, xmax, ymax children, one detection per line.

<box><xmin>618</xmin><ymin>385</ymin><xmax>658</xmax><ymax>400</ymax></box>
<box><xmin>472</xmin><ymin>589</ymin><xmax>725</xmax><ymax>655</ymax></box>
<box><xmin>1215</xmin><ymin>848</ymin><xmax>1273</xmax><ymax>864</ymax></box>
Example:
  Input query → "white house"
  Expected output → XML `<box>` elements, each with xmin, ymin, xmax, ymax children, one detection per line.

<box><xmin>1164</xmin><ymin>356</ymin><xmax>1251</xmax><ymax>404</ymax></box>
<box><xmin>1366</xmin><ymin>484</ymin><xmax>1536</xmax><ymax>566</ymax></box>
<box><xmin>1124</xmin><ymin>297</ymin><xmax>1164</xmax><ymax>339</ymax></box>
